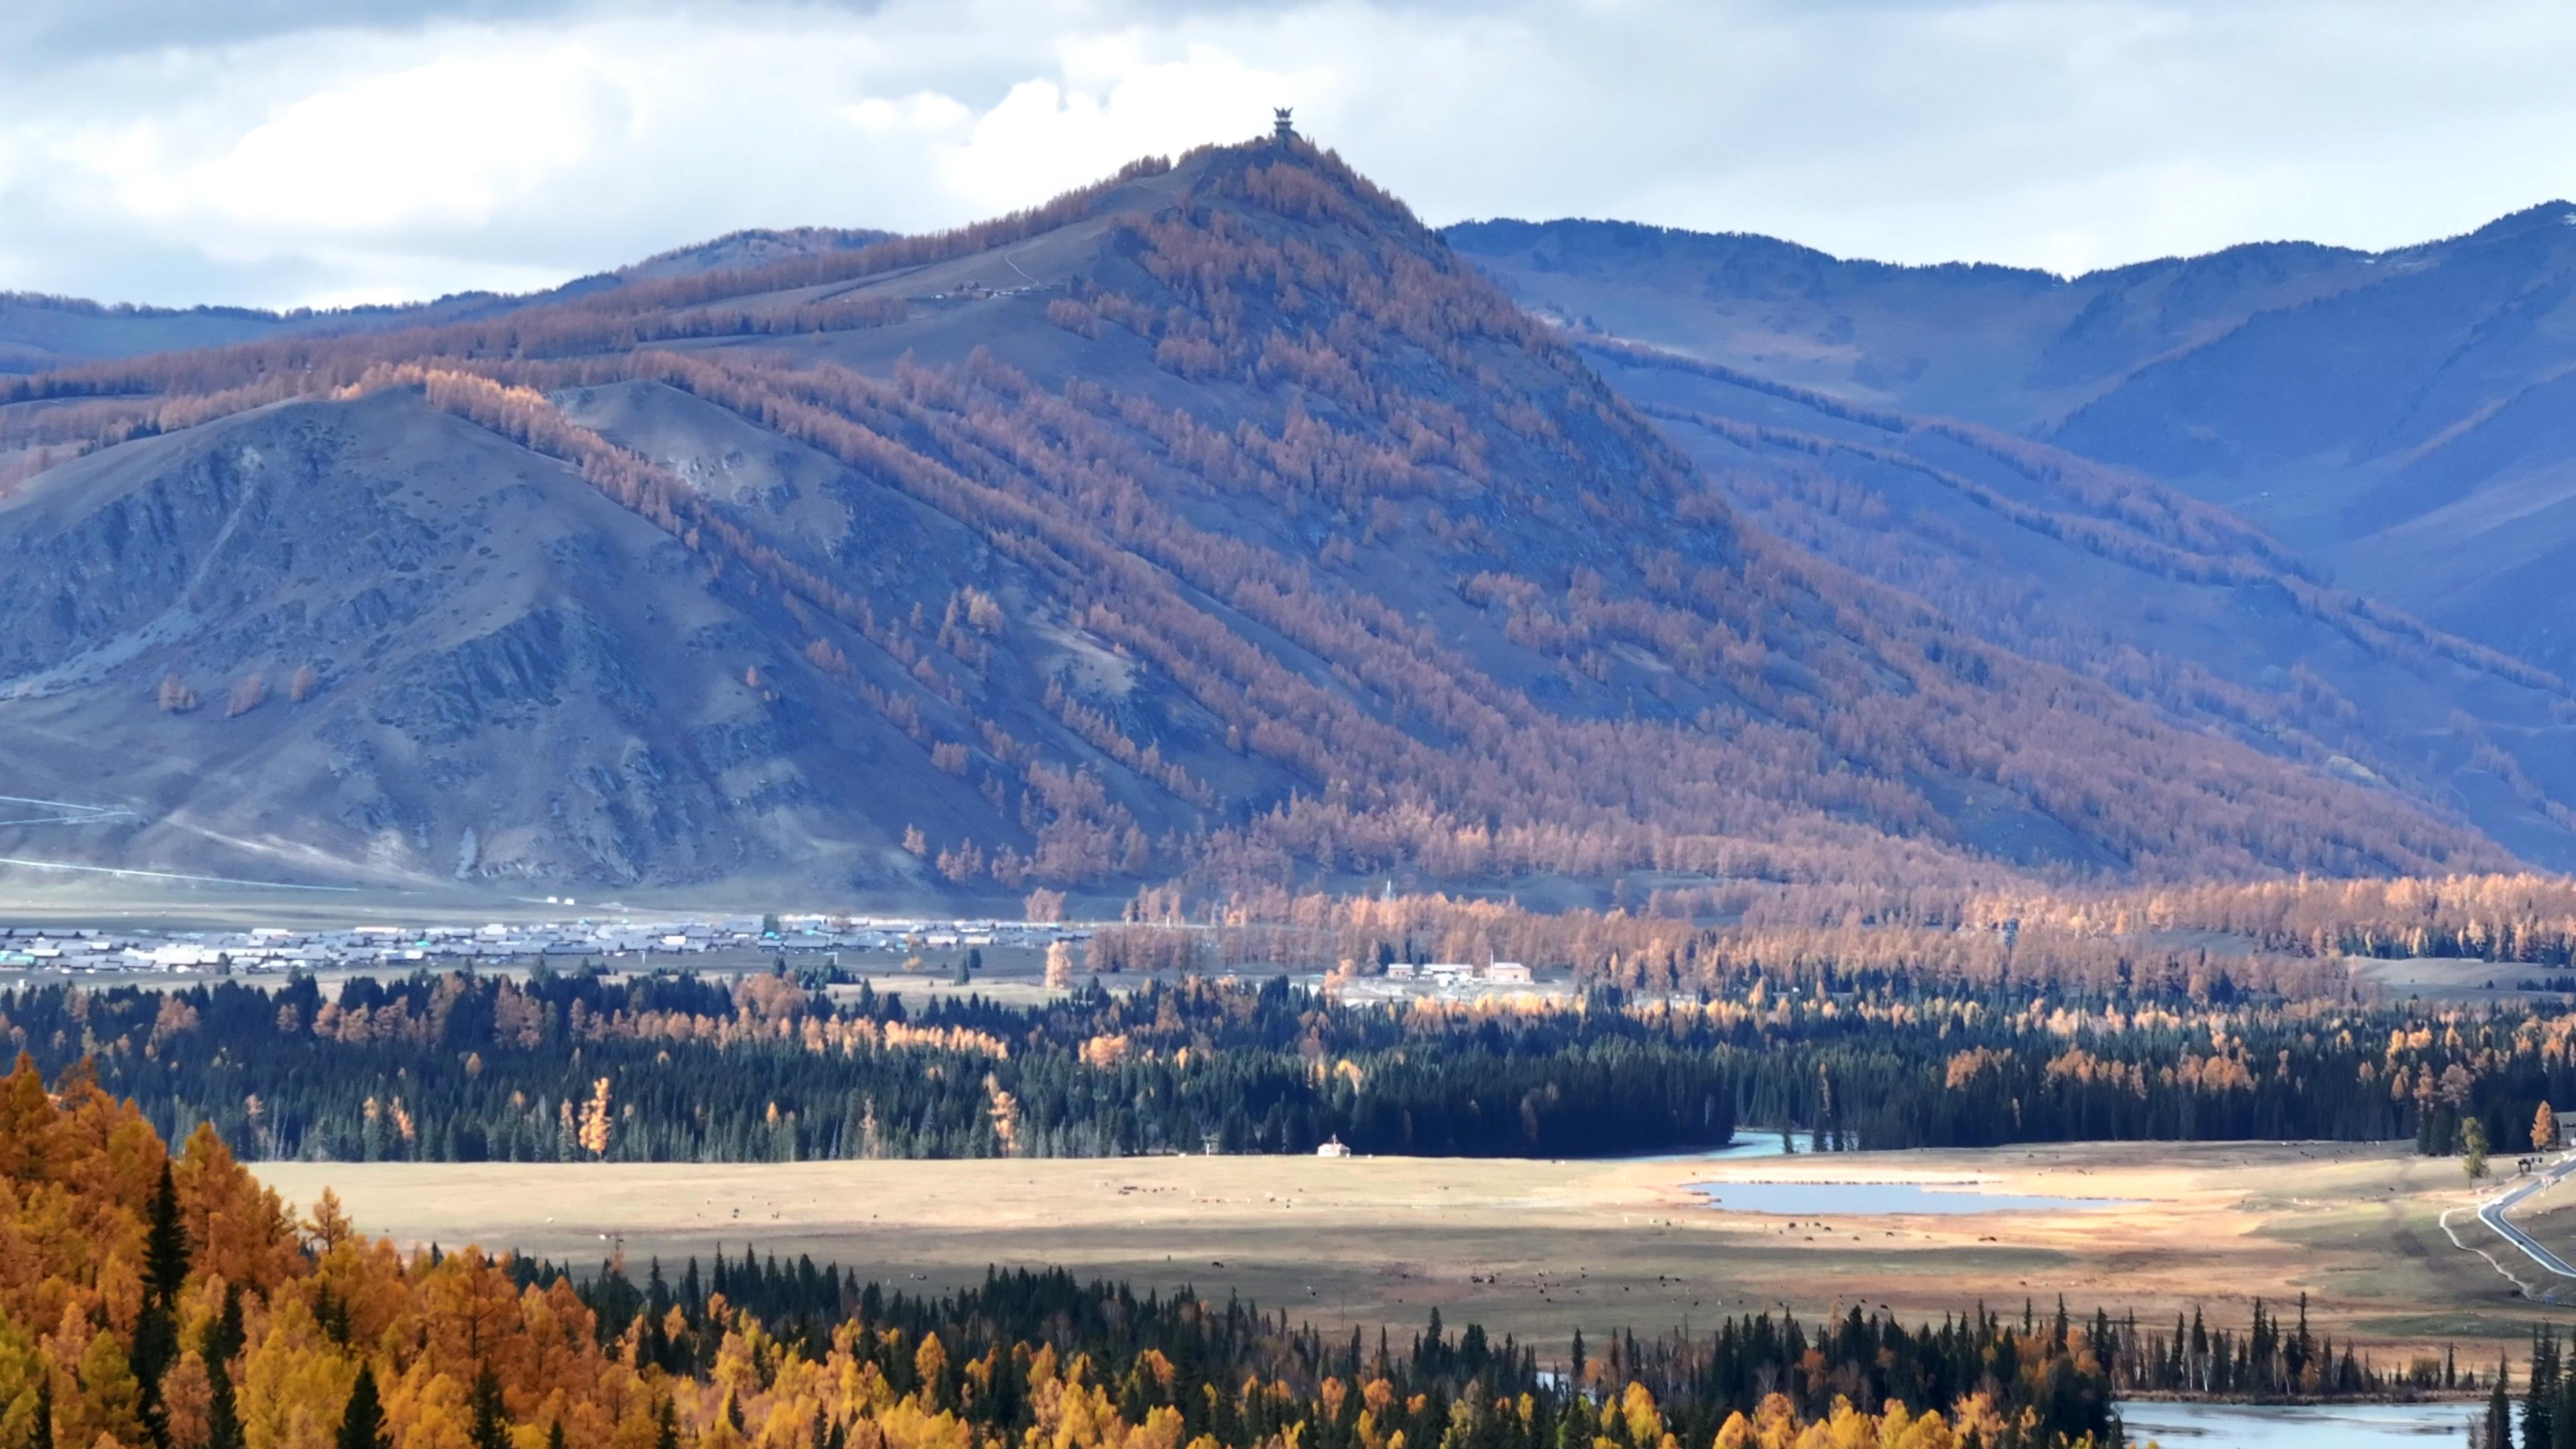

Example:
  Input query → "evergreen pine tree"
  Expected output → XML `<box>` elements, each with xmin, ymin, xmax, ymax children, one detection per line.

<box><xmin>132</xmin><ymin>1301</ymin><xmax>177</xmax><ymax>1449</ymax></box>
<box><xmin>123</xmin><ymin>1162</ymin><xmax>193</xmax><ymax>1449</ymax></box>
<box><xmin>642</xmin><ymin>1299</ymin><xmax>672</xmax><ymax>1373</ymax></box>
<box><xmin>202</xmin><ymin>1279</ymin><xmax>247</xmax><ymax>1444</ymax></box>
<box><xmin>205</xmin><ymin>1352</ymin><xmax>242</xmax><ymax>1449</ymax></box>
<box><xmin>144</xmin><ymin>1163</ymin><xmax>189</xmax><ymax>1305</ymax></box>
<box><xmin>2288</xmin><ymin>1291</ymin><xmax>2312</xmax><ymax>1388</ymax></box>
<box><xmin>470</xmin><ymin>1366</ymin><xmax>511</xmax><ymax>1449</ymax></box>
<box><xmin>337</xmin><ymin>1366</ymin><xmax>388</xmax><ymax>1449</ymax></box>
<box><xmin>2534</xmin><ymin>1325</ymin><xmax>2563</xmax><ymax>1449</ymax></box>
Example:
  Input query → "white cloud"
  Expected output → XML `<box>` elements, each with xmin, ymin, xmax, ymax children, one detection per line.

<box><xmin>2</xmin><ymin>0</ymin><xmax>2574</xmax><ymax>308</ymax></box>
<box><xmin>140</xmin><ymin>46</ymin><xmax>616</xmax><ymax>236</ymax></box>
<box><xmin>936</xmin><ymin>40</ymin><xmax>1326</xmax><ymax>212</ymax></box>
<box><xmin>845</xmin><ymin>93</ymin><xmax>975</xmax><ymax>137</ymax></box>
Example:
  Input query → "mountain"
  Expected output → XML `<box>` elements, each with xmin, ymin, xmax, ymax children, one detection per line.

<box><xmin>614</xmin><ymin>225</ymin><xmax>899</xmax><ymax>282</ymax></box>
<box><xmin>0</xmin><ymin>225</ymin><xmax>897</xmax><ymax>377</ymax></box>
<box><xmin>1448</xmin><ymin>207</ymin><xmax>2576</xmax><ymax>680</ymax></box>
<box><xmin>0</xmin><ymin>294</ymin><xmax>301</xmax><ymax>376</ymax></box>
<box><xmin>1450</xmin><ymin>211</ymin><xmax>2576</xmax><ymax>868</ymax></box>
<box><xmin>1441</xmin><ymin>217</ymin><xmax>2377</xmax><ymax>428</ymax></box>
<box><xmin>0</xmin><ymin>140</ymin><xmax>2512</xmax><ymax>898</ymax></box>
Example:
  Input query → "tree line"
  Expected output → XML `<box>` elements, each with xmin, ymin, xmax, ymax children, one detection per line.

<box><xmin>11</xmin><ymin>967</ymin><xmax>2576</xmax><ymax>1164</ymax></box>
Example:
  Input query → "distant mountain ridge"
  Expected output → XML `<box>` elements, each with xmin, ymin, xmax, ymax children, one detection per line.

<box><xmin>0</xmin><ymin>224</ymin><xmax>900</xmax><ymax>376</ymax></box>
<box><xmin>1448</xmin><ymin>202</ymin><xmax>2576</xmax><ymax>867</ymax></box>
<box><xmin>1447</xmin><ymin>204</ymin><xmax>2576</xmax><ymax>651</ymax></box>
<box><xmin>616</xmin><ymin>225</ymin><xmax>900</xmax><ymax>281</ymax></box>
<box><xmin>0</xmin><ymin>139</ymin><xmax>2499</xmax><ymax>899</ymax></box>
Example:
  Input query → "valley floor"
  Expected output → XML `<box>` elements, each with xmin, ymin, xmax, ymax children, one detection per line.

<box><xmin>256</xmin><ymin>1139</ymin><xmax>2571</xmax><ymax>1358</ymax></box>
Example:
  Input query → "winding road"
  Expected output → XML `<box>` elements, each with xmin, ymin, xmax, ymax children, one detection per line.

<box><xmin>2478</xmin><ymin>1150</ymin><xmax>2576</xmax><ymax>1280</ymax></box>
<box><xmin>2446</xmin><ymin>1150</ymin><xmax>2576</xmax><ymax>1301</ymax></box>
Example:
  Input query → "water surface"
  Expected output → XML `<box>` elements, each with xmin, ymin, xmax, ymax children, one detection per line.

<box><xmin>1614</xmin><ymin>1132</ymin><xmax>1794</xmax><ymax>1164</ymax></box>
<box><xmin>2118</xmin><ymin>1399</ymin><xmax>2470</xmax><ymax>1446</ymax></box>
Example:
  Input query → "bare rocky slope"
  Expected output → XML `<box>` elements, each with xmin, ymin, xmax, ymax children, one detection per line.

<box><xmin>0</xmin><ymin>140</ymin><xmax>2516</xmax><ymax>898</ymax></box>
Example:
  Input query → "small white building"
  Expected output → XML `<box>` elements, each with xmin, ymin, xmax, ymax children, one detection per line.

<box><xmin>1316</xmin><ymin>1136</ymin><xmax>1352</xmax><ymax>1158</ymax></box>
<box><xmin>1487</xmin><ymin>961</ymin><xmax>1532</xmax><ymax>984</ymax></box>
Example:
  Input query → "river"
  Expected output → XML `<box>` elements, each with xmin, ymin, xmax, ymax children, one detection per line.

<box><xmin>2118</xmin><ymin>1399</ymin><xmax>2471</xmax><ymax>1445</ymax></box>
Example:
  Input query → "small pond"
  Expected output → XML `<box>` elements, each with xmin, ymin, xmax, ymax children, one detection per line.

<box><xmin>2117</xmin><ymin>1399</ymin><xmax>2471</xmax><ymax>1446</ymax></box>
<box><xmin>1688</xmin><ymin>1179</ymin><xmax>2141</xmax><ymax>1215</ymax></box>
<box><xmin>1615</xmin><ymin>1133</ymin><xmax>1795</xmax><ymax>1164</ymax></box>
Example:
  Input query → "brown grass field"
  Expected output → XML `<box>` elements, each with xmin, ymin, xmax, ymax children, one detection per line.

<box><xmin>256</xmin><ymin>1140</ymin><xmax>2576</xmax><ymax>1359</ymax></box>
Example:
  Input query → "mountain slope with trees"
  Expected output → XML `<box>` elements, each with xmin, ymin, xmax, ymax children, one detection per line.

<box><xmin>0</xmin><ymin>138</ymin><xmax>2516</xmax><ymax>897</ymax></box>
<box><xmin>1449</xmin><ymin>211</ymin><xmax>2576</xmax><ymax>867</ymax></box>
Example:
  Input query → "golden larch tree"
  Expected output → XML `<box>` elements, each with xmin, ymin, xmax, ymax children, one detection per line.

<box><xmin>577</xmin><ymin>1077</ymin><xmax>614</xmax><ymax>1157</ymax></box>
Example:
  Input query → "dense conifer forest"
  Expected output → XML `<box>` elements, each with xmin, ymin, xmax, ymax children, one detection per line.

<box><xmin>13</xmin><ymin>967</ymin><xmax>2574</xmax><ymax>1163</ymax></box>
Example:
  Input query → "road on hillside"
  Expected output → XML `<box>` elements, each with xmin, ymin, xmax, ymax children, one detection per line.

<box><xmin>2481</xmin><ymin>1151</ymin><xmax>2576</xmax><ymax>1285</ymax></box>
<box><xmin>0</xmin><ymin>794</ymin><xmax>133</xmax><ymax>827</ymax></box>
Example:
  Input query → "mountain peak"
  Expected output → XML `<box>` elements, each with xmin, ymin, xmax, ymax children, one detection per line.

<box><xmin>2427</xmin><ymin>198</ymin><xmax>2576</xmax><ymax>250</ymax></box>
<box><xmin>0</xmin><ymin>150</ymin><xmax>2518</xmax><ymax>897</ymax></box>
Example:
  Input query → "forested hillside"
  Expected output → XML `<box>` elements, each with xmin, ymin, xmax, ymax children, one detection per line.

<box><xmin>0</xmin><ymin>135</ymin><xmax>2512</xmax><ymax>899</ymax></box>
<box><xmin>1558</xmin><ymin>339</ymin><xmax>2576</xmax><ymax>867</ymax></box>
<box><xmin>1448</xmin><ymin>211</ymin><xmax>2576</xmax><ymax>863</ymax></box>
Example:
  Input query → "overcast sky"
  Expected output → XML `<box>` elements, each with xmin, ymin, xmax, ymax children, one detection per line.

<box><xmin>5</xmin><ymin>0</ymin><xmax>2573</xmax><ymax>310</ymax></box>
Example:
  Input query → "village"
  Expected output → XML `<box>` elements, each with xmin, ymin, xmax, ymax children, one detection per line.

<box><xmin>0</xmin><ymin>912</ymin><xmax>1089</xmax><ymax>974</ymax></box>
<box><xmin>0</xmin><ymin>913</ymin><xmax>1570</xmax><ymax>1003</ymax></box>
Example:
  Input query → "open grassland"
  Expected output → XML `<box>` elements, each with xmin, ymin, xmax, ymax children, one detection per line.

<box><xmin>2349</xmin><ymin>954</ymin><xmax>2576</xmax><ymax>1002</ymax></box>
<box><xmin>258</xmin><ymin>1140</ymin><xmax>2575</xmax><ymax>1359</ymax></box>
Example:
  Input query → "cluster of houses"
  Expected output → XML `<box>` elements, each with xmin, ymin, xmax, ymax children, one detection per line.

<box><xmin>1322</xmin><ymin>959</ymin><xmax>1554</xmax><ymax>1004</ymax></box>
<box><xmin>1382</xmin><ymin>960</ymin><xmax>1533</xmax><ymax>984</ymax></box>
<box><xmin>0</xmin><ymin>914</ymin><xmax>1088</xmax><ymax>975</ymax></box>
